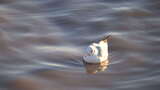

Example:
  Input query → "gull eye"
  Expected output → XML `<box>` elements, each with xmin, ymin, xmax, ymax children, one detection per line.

<box><xmin>90</xmin><ymin>49</ymin><xmax>92</xmax><ymax>53</ymax></box>
<box><xmin>92</xmin><ymin>49</ymin><xmax>95</xmax><ymax>54</ymax></box>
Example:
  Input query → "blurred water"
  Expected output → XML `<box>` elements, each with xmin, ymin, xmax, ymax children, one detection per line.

<box><xmin>0</xmin><ymin>0</ymin><xmax>160</xmax><ymax>90</ymax></box>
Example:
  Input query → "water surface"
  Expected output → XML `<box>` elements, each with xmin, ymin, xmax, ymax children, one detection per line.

<box><xmin>0</xmin><ymin>0</ymin><xmax>160</xmax><ymax>90</ymax></box>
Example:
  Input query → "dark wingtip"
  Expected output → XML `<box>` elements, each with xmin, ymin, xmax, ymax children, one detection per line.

<box><xmin>105</xmin><ymin>35</ymin><xmax>111</xmax><ymax>39</ymax></box>
<box><xmin>101</xmin><ymin>35</ymin><xmax>111</xmax><ymax>42</ymax></box>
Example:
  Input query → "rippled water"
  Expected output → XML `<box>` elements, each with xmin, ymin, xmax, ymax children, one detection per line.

<box><xmin>0</xmin><ymin>0</ymin><xmax>160</xmax><ymax>90</ymax></box>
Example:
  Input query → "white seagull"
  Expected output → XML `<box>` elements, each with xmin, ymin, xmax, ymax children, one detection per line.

<box><xmin>83</xmin><ymin>35</ymin><xmax>110</xmax><ymax>63</ymax></box>
<box><xmin>83</xmin><ymin>35</ymin><xmax>110</xmax><ymax>73</ymax></box>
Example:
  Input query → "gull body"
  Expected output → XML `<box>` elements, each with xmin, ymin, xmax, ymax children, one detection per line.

<box><xmin>83</xmin><ymin>39</ymin><xmax>108</xmax><ymax>63</ymax></box>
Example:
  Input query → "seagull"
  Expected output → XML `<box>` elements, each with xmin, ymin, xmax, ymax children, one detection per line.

<box><xmin>83</xmin><ymin>35</ymin><xmax>111</xmax><ymax>74</ymax></box>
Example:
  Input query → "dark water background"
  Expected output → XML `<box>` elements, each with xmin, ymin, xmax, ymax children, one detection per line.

<box><xmin>0</xmin><ymin>0</ymin><xmax>160</xmax><ymax>90</ymax></box>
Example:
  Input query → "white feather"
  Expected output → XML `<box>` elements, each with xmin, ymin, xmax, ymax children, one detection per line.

<box><xmin>83</xmin><ymin>40</ymin><xmax>108</xmax><ymax>63</ymax></box>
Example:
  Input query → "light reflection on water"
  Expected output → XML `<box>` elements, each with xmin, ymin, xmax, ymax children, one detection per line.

<box><xmin>0</xmin><ymin>0</ymin><xmax>160</xmax><ymax>90</ymax></box>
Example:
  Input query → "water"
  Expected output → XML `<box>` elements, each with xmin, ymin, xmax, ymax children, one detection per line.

<box><xmin>0</xmin><ymin>0</ymin><xmax>160</xmax><ymax>90</ymax></box>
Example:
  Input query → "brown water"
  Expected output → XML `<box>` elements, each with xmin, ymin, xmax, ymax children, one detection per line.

<box><xmin>0</xmin><ymin>0</ymin><xmax>160</xmax><ymax>90</ymax></box>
